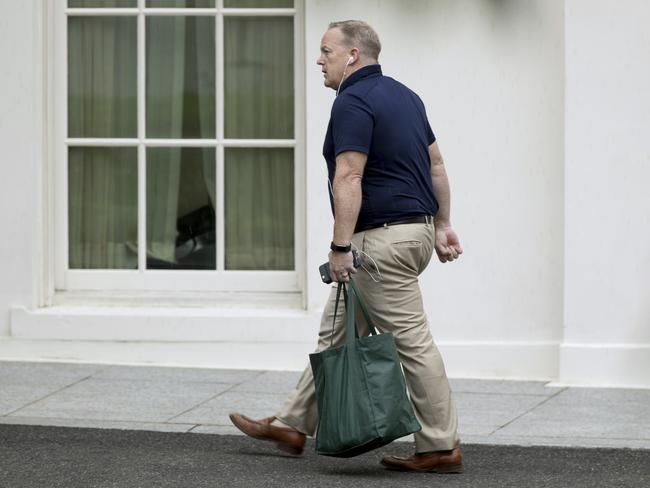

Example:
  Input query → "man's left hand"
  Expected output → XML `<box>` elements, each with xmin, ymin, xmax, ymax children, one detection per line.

<box><xmin>434</xmin><ymin>226</ymin><xmax>463</xmax><ymax>263</ymax></box>
<box><xmin>328</xmin><ymin>250</ymin><xmax>357</xmax><ymax>283</ymax></box>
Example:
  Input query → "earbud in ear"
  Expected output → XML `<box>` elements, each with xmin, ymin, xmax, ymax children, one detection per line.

<box><xmin>347</xmin><ymin>56</ymin><xmax>354</xmax><ymax>64</ymax></box>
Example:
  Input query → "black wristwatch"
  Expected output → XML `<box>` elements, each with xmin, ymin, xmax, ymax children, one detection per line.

<box><xmin>330</xmin><ymin>241</ymin><xmax>352</xmax><ymax>253</ymax></box>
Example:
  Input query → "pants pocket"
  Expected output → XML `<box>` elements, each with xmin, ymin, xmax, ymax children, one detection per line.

<box><xmin>391</xmin><ymin>239</ymin><xmax>422</xmax><ymax>247</ymax></box>
<box><xmin>390</xmin><ymin>239</ymin><xmax>422</xmax><ymax>274</ymax></box>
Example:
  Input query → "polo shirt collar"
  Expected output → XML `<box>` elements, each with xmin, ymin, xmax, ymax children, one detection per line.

<box><xmin>338</xmin><ymin>64</ymin><xmax>382</xmax><ymax>94</ymax></box>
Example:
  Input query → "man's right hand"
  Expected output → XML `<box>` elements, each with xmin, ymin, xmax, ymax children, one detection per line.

<box><xmin>434</xmin><ymin>225</ymin><xmax>463</xmax><ymax>263</ymax></box>
<box><xmin>328</xmin><ymin>250</ymin><xmax>357</xmax><ymax>282</ymax></box>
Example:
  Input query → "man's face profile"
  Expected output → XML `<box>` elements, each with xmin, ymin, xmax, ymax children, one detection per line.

<box><xmin>317</xmin><ymin>28</ymin><xmax>350</xmax><ymax>90</ymax></box>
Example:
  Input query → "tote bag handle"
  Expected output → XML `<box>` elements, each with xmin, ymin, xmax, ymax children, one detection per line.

<box><xmin>330</xmin><ymin>279</ymin><xmax>378</xmax><ymax>347</ymax></box>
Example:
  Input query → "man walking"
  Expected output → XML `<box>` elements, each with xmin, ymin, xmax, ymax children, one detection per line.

<box><xmin>230</xmin><ymin>20</ymin><xmax>464</xmax><ymax>473</ymax></box>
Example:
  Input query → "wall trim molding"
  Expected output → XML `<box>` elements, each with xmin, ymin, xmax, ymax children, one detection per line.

<box><xmin>15</xmin><ymin>307</ymin><xmax>650</xmax><ymax>387</ymax></box>
<box><xmin>6</xmin><ymin>307</ymin><xmax>561</xmax><ymax>380</ymax></box>
<box><xmin>10</xmin><ymin>306</ymin><xmax>321</xmax><ymax>343</ymax></box>
<box><xmin>558</xmin><ymin>342</ymin><xmax>650</xmax><ymax>389</ymax></box>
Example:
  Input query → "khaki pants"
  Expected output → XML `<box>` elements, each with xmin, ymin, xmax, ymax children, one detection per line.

<box><xmin>276</xmin><ymin>222</ymin><xmax>459</xmax><ymax>452</ymax></box>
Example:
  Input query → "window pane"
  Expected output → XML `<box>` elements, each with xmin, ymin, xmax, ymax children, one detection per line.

<box><xmin>146</xmin><ymin>0</ymin><xmax>215</xmax><ymax>6</ymax></box>
<box><xmin>223</xmin><ymin>0</ymin><xmax>293</xmax><ymax>7</ymax></box>
<box><xmin>68</xmin><ymin>17</ymin><xmax>137</xmax><ymax>138</ymax></box>
<box><xmin>224</xmin><ymin>17</ymin><xmax>293</xmax><ymax>139</ymax></box>
<box><xmin>69</xmin><ymin>147</ymin><xmax>138</xmax><ymax>269</ymax></box>
<box><xmin>147</xmin><ymin>17</ymin><xmax>215</xmax><ymax>139</ymax></box>
<box><xmin>147</xmin><ymin>148</ymin><xmax>216</xmax><ymax>270</ymax></box>
<box><xmin>225</xmin><ymin>148</ymin><xmax>294</xmax><ymax>270</ymax></box>
<box><xmin>69</xmin><ymin>1</ymin><xmax>136</xmax><ymax>7</ymax></box>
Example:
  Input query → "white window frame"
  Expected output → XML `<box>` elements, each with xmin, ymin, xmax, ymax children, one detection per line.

<box><xmin>52</xmin><ymin>0</ymin><xmax>305</xmax><ymax>294</ymax></box>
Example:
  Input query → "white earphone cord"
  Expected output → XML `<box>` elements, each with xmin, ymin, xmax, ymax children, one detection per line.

<box><xmin>335</xmin><ymin>56</ymin><xmax>354</xmax><ymax>97</ymax></box>
<box><xmin>352</xmin><ymin>245</ymin><xmax>383</xmax><ymax>283</ymax></box>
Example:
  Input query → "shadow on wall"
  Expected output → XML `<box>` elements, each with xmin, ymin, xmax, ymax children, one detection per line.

<box><xmin>369</xmin><ymin>0</ymin><xmax>544</xmax><ymax>50</ymax></box>
<box><xmin>392</xmin><ymin>0</ymin><xmax>540</xmax><ymax>25</ymax></box>
<box><xmin>483</xmin><ymin>0</ymin><xmax>543</xmax><ymax>32</ymax></box>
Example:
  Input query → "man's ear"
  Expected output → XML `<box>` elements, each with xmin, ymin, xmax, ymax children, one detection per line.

<box><xmin>348</xmin><ymin>48</ymin><xmax>360</xmax><ymax>64</ymax></box>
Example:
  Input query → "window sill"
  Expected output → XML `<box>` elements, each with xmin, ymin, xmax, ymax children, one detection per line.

<box><xmin>10</xmin><ymin>295</ymin><xmax>320</xmax><ymax>343</ymax></box>
<box><xmin>51</xmin><ymin>289</ymin><xmax>304</xmax><ymax>309</ymax></box>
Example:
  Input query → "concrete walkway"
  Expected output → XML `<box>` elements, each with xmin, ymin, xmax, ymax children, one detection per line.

<box><xmin>1</xmin><ymin>360</ymin><xmax>648</xmax><ymax>450</ymax></box>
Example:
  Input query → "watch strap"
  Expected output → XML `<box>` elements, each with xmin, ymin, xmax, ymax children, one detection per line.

<box><xmin>330</xmin><ymin>241</ymin><xmax>352</xmax><ymax>253</ymax></box>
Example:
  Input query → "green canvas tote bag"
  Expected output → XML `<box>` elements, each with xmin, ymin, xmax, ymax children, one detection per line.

<box><xmin>309</xmin><ymin>279</ymin><xmax>421</xmax><ymax>458</ymax></box>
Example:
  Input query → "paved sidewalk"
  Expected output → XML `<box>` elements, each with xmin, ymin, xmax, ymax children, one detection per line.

<box><xmin>1</xmin><ymin>360</ymin><xmax>649</xmax><ymax>450</ymax></box>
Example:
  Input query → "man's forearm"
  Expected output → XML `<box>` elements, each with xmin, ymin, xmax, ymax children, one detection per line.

<box><xmin>332</xmin><ymin>174</ymin><xmax>362</xmax><ymax>245</ymax></box>
<box><xmin>431</xmin><ymin>162</ymin><xmax>452</xmax><ymax>227</ymax></box>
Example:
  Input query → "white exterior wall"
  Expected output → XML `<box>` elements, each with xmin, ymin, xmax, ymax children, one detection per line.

<box><xmin>0</xmin><ymin>1</ymin><xmax>45</xmax><ymax>335</ymax></box>
<box><xmin>1</xmin><ymin>1</ymin><xmax>646</xmax><ymax>386</ymax></box>
<box><xmin>562</xmin><ymin>0</ymin><xmax>650</xmax><ymax>387</ymax></box>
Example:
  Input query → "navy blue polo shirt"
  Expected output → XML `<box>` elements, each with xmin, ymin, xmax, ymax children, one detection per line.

<box><xmin>323</xmin><ymin>64</ymin><xmax>439</xmax><ymax>232</ymax></box>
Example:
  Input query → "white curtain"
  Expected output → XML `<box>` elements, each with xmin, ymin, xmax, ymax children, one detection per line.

<box><xmin>225</xmin><ymin>148</ymin><xmax>294</xmax><ymax>270</ymax></box>
<box><xmin>224</xmin><ymin>16</ymin><xmax>294</xmax><ymax>270</ymax></box>
<box><xmin>68</xmin><ymin>17</ymin><xmax>138</xmax><ymax>269</ymax></box>
<box><xmin>146</xmin><ymin>16</ymin><xmax>215</xmax><ymax>267</ymax></box>
<box><xmin>68</xmin><ymin>148</ymin><xmax>139</xmax><ymax>269</ymax></box>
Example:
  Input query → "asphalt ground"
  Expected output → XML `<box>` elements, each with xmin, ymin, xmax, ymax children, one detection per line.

<box><xmin>1</xmin><ymin>424</ymin><xmax>649</xmax><ymax>488</ymax></box>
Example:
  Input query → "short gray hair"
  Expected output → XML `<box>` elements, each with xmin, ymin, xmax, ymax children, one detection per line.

<box><xmin>328</xmin><ymin>20</ymin><xmax>381</xmax><ymax>61</ymax></box>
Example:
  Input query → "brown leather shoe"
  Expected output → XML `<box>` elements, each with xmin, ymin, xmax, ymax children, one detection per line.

<box><xmin>381</xmin><ymin>446</ymin><xmax>463</xmax><ymax>473</ymax></box>
<box><xmin>229</xmin><ymin>413</ymin><xmax>306</xmax><ymax>456</ymax></box>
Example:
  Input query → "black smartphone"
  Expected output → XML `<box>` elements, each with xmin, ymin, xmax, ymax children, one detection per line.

<box><xmin>319</xmin><ymin>250</ymin><xmax>363</xmax><ymax>284</ymax></box>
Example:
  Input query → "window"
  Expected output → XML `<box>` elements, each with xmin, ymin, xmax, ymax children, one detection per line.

<box><xmin>55</xmin><ymin>0</ymin><xmax>303</xmax><ymax>292</ymax></box>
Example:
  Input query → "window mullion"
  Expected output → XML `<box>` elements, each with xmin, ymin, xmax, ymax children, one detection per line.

<box><xmin>59</xmin><ymin>4</ymin><xmax>69</xmax><ymax>288</ymax></box>
<box><xmin>137</xmin><ymin>0</ymin><xmax>146</xmax><ymax>272</ymax></box>
<box><xmin>221</xmin><ymin>9</ymin><xmax>295</xmax><ymax>17</ymax></box>
<box><xmin>142</xmin><ymin>8</ymin><xmax>217</xmax><ymax>16</ymax></box>
<box><xmin>294</xmin><ymin>1</ymin><xmax>305</xmax><ymax>304</ymax></box>
<box><xmin>143</xmin><ymin>138</ymin><xmax>218</xmax><ymax>147</ymax></box>
<box><xmin>66</xmin><ymin>138</ymin><xmax>139</xmax><ymax>146</ymax></box>
<box><xmin>216</xmin><ymin>4</ymin><xmax>225</xmax><ymax>271</ymax></box>
<box><xmin>217</xmin><ymin>145</ymin><xmax>225</xmax><ymax>272</ymax></box>
<box><xmin>222</xmin><ymin>139</ymin><xmax>295</xmax><ymax>147</ymax></box>
<box><xmin>64</xmin><ymin>8</ymin><xmax>140</xmax><ymax>16</ymax></box>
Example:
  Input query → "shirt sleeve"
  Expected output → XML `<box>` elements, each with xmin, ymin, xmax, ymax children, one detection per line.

<box><xmin>331</xmin><ymin>94</ymin><xmax>374</xmax><ymax>157</ymax></box>
<box><xmin>426</xmin><ymin>120</ymin><xmax>436</xmax><ymax>145</ymax></box>
<box><xmin>415</xmin><ymin>92</ymin><xmax>436</xmax><ymax>145</ymax></box>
